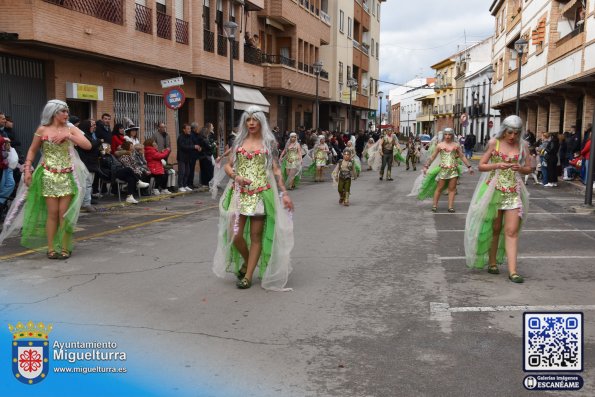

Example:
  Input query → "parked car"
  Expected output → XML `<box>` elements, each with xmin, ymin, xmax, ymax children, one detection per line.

<box><xmin>419</xmin><ymin>134</ymin><xmax>431</xmax><ymax>149</ymax></box>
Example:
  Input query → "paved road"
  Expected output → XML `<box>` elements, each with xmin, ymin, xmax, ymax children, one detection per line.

<box><xmin>1</xmin><ymin>164</ymin><xmax>594</xmax><ymax>396</ymax></box>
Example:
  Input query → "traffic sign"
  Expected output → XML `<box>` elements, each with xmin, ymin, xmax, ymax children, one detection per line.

<box><xmin>164</xmin><ymin>87</ymin><xmax>186</xmax><ymax>110</ymax></box>
<box><xmin>488</xmin><ymin>120</ymin><xmax>494</xmax><ymax>128</ymax></box>
<box><xmin>161</xmin><ymin>76</ymin><xmax>184</xmax><ymax>89</ymax></box>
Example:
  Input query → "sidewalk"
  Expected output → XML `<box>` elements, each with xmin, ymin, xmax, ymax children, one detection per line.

<box><xmin>86</xmin><ymin>186</ymin><xmax>211</xmax><ymax>212</ymax></box>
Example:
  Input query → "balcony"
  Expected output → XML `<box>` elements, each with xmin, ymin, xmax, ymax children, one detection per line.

<box><xmin>263</xmin><ymin>62</ymin><xmax>329</xmax><ymax>97</ymax></box>
<box><xmin>135</xmin><ymin>3</ymin><xmax>152</xmax><ymax>34</ymax></box>
<box><xmin>217</xmin><ymin>34</ymin><xmax>227</xmax><ymax>56</ymax></box>
<box><xmin>156</xmin><ymin>11</ymin><xmax>171</xmax><ymax>40</ymax></box>
<box><xmin>263</xmin><ymin>54</ymin><xmax>296</xmax><ymax>68</ymax></box>
<box><xmin>175</xmin><ymin>19</ymin><xmax>189</xmax><ymax>44</ymax></box>
<box><xmin>320</xmin><ymin>10</ymin><xmax>331</xmax><ymax>26</ymax></box>
<box><xmin>244</xmin><ymin>45</ymin><xmax>263</xmax><ymax>65</ymax></box>
<box><xmin>42</xmin><ymin>0</ymin><xmax>123</xmax><ymax>25</ymax></box>
<box><xmin>204</xmin><ymin>30</ymin><xmax>215</xmax><ymax>52</ymax></box>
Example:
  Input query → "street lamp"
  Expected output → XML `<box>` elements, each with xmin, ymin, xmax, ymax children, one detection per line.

<box><xmin>377</xmin><ymin>90</ymin><xmax>384</xmax><ymax>129</ymax></box>
<box><xmin>313</xmin><ymin>60</ymin><xmax>323</xmax><ymax>131</ymax></box>
<box><xmin>514</xmin><ymin>37</ymin><xmax>528</xmax><ymax>116</ymax></box>
<box><xmin>486</xmin><ymin>65</ymin><xmax>494</xmax><ymax>144</ymax></box>
<box><xmin>348</xmin><ymin>78</ymin><xmax>358</xmax><ymax>133</ymax></box>
<box><xmin>223</xmin><ymin>21</ymin><xmax>238</xmax><ymax>136</ymax></box>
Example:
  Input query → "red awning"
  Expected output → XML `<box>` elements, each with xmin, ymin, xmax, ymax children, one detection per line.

<box><xmin>380</xmin><ymin>124</ymin><xmax>394</xmax><ymax>129</ymax></box>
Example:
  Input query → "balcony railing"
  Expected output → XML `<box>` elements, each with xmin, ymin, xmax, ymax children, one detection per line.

<box><xmin>204</xmin><ymin>30</ymin><xmax>215</xmax><ymax>52</ymax></box>
<box><xmin>263</xmin><ymin>54</ymin><xmax>296</xmax><ymax>68</ymax></box>
<box><xmin>360</xmin><ymin>44</ymin><xmax>369</xmax><ymax>55</ymax></box>
<box><xmin>217</xmin><ymin>34</ymin><xmax>227</xmax><ymax>56</ymax></box>
<box><xmin>353</xmin><ymin>40</ymin><xmax>361</xmax><ymax>50</ymax></box>
<box><xmin>320</xmin><ymin>10</ymin><xmax>331</xmax><ymax>25</ymax></box>
<box><xmin>135</xmin><ymin>3</ymin><xmax>152</xmax><ymax>34</ymax></box>
<box><xmin>176</xmin><ymin>19</ymin><xmax>189</xmax><ymax>44</ymax></box>
<box><xmin>43</xmin><ymin>0</ymin><xmax>124</xmax><ymax>25</ymax></box>
<box><xmin>361</xmin><ymin>87</ymin><xmax>369</xmax><ymax>96</ymax></box>
<box><xmin>156</xmin><ymin>11</ymin><xmax>171</xmax><ymax>40</ymax></box>
<box><xmin>244</xmin><ymin>45</ymin><xmax>263</xmax><ymax>65</ymax></box>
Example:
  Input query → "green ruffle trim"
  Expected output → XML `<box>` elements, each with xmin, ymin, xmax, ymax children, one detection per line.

<box><xmin>470</xmin><ymin>185</ymin><xmax>506</xmax><ymax>269</ymax></box>
<box><xmin>394</xmin><ymin>151</ymin><xmax>405</xmax><ymax>163</ymax></box>
<box><xmin>222</xmin><ymin>188</ymin><xmax>276</xmax><ymax>278</ymax></box>
<box><xmin>281</xmin><ymin>158</ymin><xmax>301</xmax><ymax>187</ymax></box>
<box><xmin>302</xmin><ymin>162</ymin><xmax>317</xmax><ymax>178</ymax></box>
<box><xmin>21</xmin><ymin>166</ymin><xmax>79</xmax><ymax>252</ymax></box>
<box><xmin>417</xmin><ymin>165</ymin><xmax>441</xmax><ymax>200</ymax></box>
<box><xmin>354</xmin><ymin>160</ymin><xmax>361</xmax><ymax>175</ymax></box>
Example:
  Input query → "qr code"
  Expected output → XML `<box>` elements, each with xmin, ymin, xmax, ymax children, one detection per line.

<box><xmin>523</xmin><ymin>313</ymin><xmax>583</xmax><ymax>372</ymax></box>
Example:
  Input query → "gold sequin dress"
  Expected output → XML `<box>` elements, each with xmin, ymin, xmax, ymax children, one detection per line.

<box><xmin>437</xmin><ymin>149</ymin><xmax>460</xmax><ymax>180</ymax></box>
<box><xmin>40</xmin><ymin>139</ymin><xmax>76</xmax><ymax>197</ymax></box>
<box><xmin>235</xmin><ymin>147</ymin><xmax>270</xmax><ymax>216</ymax></box>
<box><xmin>487</xmin><ymin>149</ymin><xmax>521</xmax><ymax>210</ymax></box>
<box><xmin>315</xmin><ymin>144</ymin><xmax>328</xmax><ymax>167</ymax></box>
<box><xmin>285</xmin><ymin>145</ymin><xmax>300</xmax><ymax>169</ymax></box>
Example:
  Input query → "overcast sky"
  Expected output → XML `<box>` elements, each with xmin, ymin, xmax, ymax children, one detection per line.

<box><xmin>379</xmin><ymin>0</ymin><xmax>495</xmax><ymax>92</ymax></box>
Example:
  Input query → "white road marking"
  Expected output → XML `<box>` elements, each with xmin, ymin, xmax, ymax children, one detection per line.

<box><xmin>433</xmin><ymin>212</ymin><xmax>586</xmax><ymax>215</ymax></box>
<box><xmin>439</xmin><ymin>255</ymin><xmax>595</xmax><ymax>260</ymax></box>
<box><xmin>430</xmin><ymin>302</ymin><xmax>595</xmax><ymax>313</ymax></box>
<box><xmin>436</xmin><ymin>229</ymin><xmax>595</xmax><ymax>232</ymax></box>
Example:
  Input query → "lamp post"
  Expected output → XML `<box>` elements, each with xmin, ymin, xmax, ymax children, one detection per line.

<box><xmin>486</xmin><ymin>65</ymin><xmax>494</xmax><ymax>144</ymax></box>
<box><xmin>514</xmin><ymin>37</ymin><xmax>528</xmax><ymax>116</ymax></box>
<box><xmin>313</xmin><ymin>61</ymin><xmax>323</xmax><ymax>131</ymax></box>
<box><xmin>348</xmin><ymin>78</ymin><xmax>358</xmax><ymax>133</ymax></box>
<box><xmin>407</xmin><ymin>111</ymin><xmax>411</xmax><ymax>137</ymax></box>
<box><xmin>377</xmin><ymin>90</ymin><xmax>384</xmax><ymax>130</ymax></box>
<box><xmin>223</xmin><ymin>21</ymin><xmax>238</xmax><ymax>136</ymax></box>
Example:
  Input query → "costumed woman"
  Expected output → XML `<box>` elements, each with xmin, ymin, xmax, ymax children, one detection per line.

<box><xmin>0</xmin><ymin>99</ymin><xmax>90</xmax><ymax>259</ymax></box>
<box><xmin>211</xmin><ymin>106</ymin><xmax>295</xmax><ymax>290</ymax></box>
<box><xmin>312</xmin><ymin>135</ymin><xmax>330</xmax><ymax>182</ymax></box>
<box><xmin>363</xmin><ymin>137</ymin><xmax>375</xmax><ymax>170</ymax></box>
<box><xmin>418</xmin><ymin>128</ymin><xmax>473</xmax><ymax>212</ymax></box>
<box><xmin>344</xmin><ymin>139</ymin><xmax>362</xmax><ymax>177</ymax></box>
<box><xmin>279</xmin><ymin>132</ymin><xmax>303</xmax><ymax>190</ymax></box>
<box><xmin>464</xmin><ymin>115</ymin><xmax>531</xmax><ymax>283</ymax></box>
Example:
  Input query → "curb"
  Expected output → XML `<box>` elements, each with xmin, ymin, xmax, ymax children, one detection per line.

<box><xmin>91</xmin><ymin>189</ymin><xmax>209</xmax><ymax>211</ymax></box>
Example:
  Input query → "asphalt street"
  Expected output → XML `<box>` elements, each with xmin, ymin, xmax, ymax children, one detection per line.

<box><xmin>1</xmin><ymin>163</ymin><xmax>594</xmax><ymax>397</ymax></box>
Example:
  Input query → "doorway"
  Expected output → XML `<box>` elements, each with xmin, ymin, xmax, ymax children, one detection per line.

<box><xmin>66</xmin><ymin>100</ymin><xmax>92</xmax><ymax>121</ymax></box>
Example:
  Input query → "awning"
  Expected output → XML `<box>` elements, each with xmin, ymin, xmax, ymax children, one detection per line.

<box><xmin>220</xmin><ymin>83</ymin><xmax>270</xmax><ymax>113</ymax></box>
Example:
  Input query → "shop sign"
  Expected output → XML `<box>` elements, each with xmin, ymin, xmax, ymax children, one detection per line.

<box><xmin>66</xmin><ymin>82</ymin><xmax>104</xmax><ymax>101</ymax></box>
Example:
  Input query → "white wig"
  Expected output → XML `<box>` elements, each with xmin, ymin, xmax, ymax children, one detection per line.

<box><xmin>494</xmin><ymin>115</ymin><xmax>523</xmax><ymax>139</ymax></box>
<box><xmin>40</xmin><ymin>99</ymin><xmax>69</xmax><ymax>126</ymax></box>
<box><xmin>289</xmin><ymin>132</ymin><xmax>297</xmax><ymax>138</ymax></box>
<box><xmin>232</xmin><ymin>105</ymin><xmax>277</xmax><ymax>168</ymax></box>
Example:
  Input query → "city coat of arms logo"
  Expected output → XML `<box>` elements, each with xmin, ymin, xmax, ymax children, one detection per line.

<box><xmin>8</xmin><ymin>321</ymin><xmax>53</xmax><ymax>385</ymax></box>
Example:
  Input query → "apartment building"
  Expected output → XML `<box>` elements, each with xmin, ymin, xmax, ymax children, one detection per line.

<box><xmin>431</xmin><ymin>57</ymin><xmax>457</xmax><ymax>132</ymax></box>
<box><xmin>452</xmin><ymin>37</ymin><xmax>500</xmax><ymax>142</ymax></box>
<box><xmin>489</xmin><ymin>0</ymin><xmax>594</xmax><ymax>138</ymax></box>
<box><xmin>0</xmin><ymin>0</ymin><xmax>334</xmax><ymax>154</ymax></box>
<box><xmin>319</xmin><ymin>0</ymin><xmax>384</xmax><ymax>133</ymax></box>
<box><xmin>388</xmin><ymin>77</ymin><xmax>434</xmax><ymax>136</ymax></box>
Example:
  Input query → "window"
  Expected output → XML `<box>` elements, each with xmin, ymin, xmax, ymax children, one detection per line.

<box><xmin>347</xmin><ymin>65</ymin><xmax>351</xmax><ymax>80</ymax></box>
<box><xmin>156</xmin><ymin>0</ymin><xmax>166</xmax><ymax>14</ymax></box>
<box><xmin>339</xmin><ymin>10</ymin><xmax>344</xmax><ymax>32</ymax></box>
<box><xmin>376</xmin><ymin>42</ymin><xmax>379</xmax><ymax>59</ymax></box>
<box><xmin>377</xmin><ymin>3</ymin><xmax>380</xmax><ymax>21</ymax></box>
<box><xmin>113</xmin><ymin>90</ymin><xmax>140</xmax><ymax>128</ymax></box>
<box><xmin>203</xmin><ymin>0</ymin><xmax>210</xmax><ymax>29</ymax></box>
<box><xmin>371</xmin><ymin>38</ymin><xmax>375</xmax><ymax>56</ymax></box>
<box><xmin>144</xmin><ymin>93</ymin><xmax>166</xmax><ymax>140</ymax></box>
<box><xmin>372</xmin><ymin>0</ymin><xmax>375</xmax><ymax>16</ymax></box>
<box><xmin>339</xmin><ymin>61</ymin><xmax>344</xmax><ymax>84</ymax></box>
<box><xmin>347</xmin><ymin>17</ymin><xmax>352</xmax><ymax>38</ymax></box>
<box><xmin>175</xmin><ymin>0</ymin><xmax>184</xmax><ymax>20</ymax></box>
